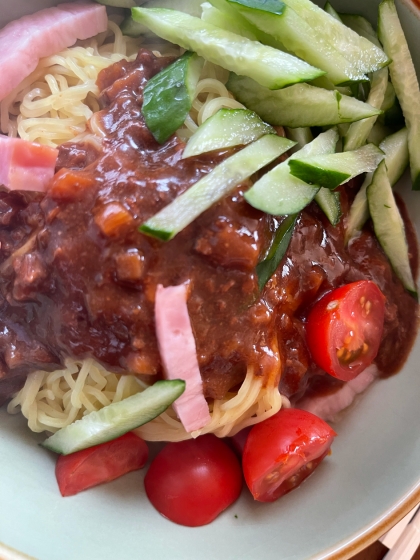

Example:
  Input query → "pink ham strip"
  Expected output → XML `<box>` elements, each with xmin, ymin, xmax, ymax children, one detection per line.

<box><xmin>0</xmin><ymin>135</ymin><xmax>58</xmax><ymax>192</ymax></box>
<box><xmin>296</xmin><ymin>365</ymin><xmax>378</xmax><ymax>422</ymax></box>
<box><xmin>155</xmin><ymin>284</ymin><xmax>211</xmax><ymax>433</ymax></box>
<box><xmin>0</xmin><ymin>3</ymin><xmax>107</xmax><ymax>102</ymax></box>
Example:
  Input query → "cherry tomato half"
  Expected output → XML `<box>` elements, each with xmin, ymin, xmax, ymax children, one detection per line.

<box><xmin>243</xmin><ymin>408</ymin><xmax>336</xmax><ymax>502</ymax></box>
<box><xmin>144</xmin><ymin>434</ymin><xmax>242</xmax><ymax>527</ymax></box>
<box><xmin>55</xmin><ymin>432</ymin><xmax>149</xmax><ymax>497</ymax></box>
<box><xmin>306</xmin><ymin>280</ymin><xmax>385</xmax><ymax>381</ymax></box>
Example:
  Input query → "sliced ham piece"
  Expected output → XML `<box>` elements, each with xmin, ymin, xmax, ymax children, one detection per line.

<box><xmin>0</xmin><ymin>3</ymin><xmax>107</xmax><ymax>101</ymax></box>
<box><xmin>155</xmin><ymin>284</ymin><xmax>211</xmax><ymax>433</ymax></box>
<box><xmin>296</xmin><ymin>365</ymin><xmax>378</xmax><ymax>422</ymax></box>
<box><xmin>0</xmin><ymin>136</ymin><xmax>58</xmax><ymax>192</ymax></box>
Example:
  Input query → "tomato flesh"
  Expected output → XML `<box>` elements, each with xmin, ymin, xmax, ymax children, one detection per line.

<box><xmin>55</xmin><ymin>432</ymin><xmax>149</xmax><ymax>497</ymax></box>
<box><xmin>144</xmin><ymin>434</ymin><xmax>242</xmax><ymax>527</ymax></box>
<box><xmin>306</xmin><ymin>280</ymin><xmax>385</xmax><ymax>381</ymax></box>
<box><xmin>243</xmin><ymin>408</ymin><xmax>336</xmax><ymax>502</ymax></box>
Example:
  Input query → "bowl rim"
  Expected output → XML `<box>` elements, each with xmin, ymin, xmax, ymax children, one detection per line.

<box><xmin>400</xmin><ymin>0</ymin><xmax>420</xmax><ymax>16</ymax></box>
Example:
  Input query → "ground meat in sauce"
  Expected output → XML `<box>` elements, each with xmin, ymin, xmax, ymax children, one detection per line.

<box><xmin>0</xmin><ymin>49</ymin><xmax>418</xmax><ymax>406</ymax></box>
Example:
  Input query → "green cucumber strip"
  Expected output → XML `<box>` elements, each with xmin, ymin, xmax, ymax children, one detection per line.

<box><xmin>343</xmin><ymin>67</ymin><xmax>388</xmax><ymax>151</ymax></box>
<box><xmin>182</xmin><ymin>109</ymin><xmax>274</xmax><ymax>159</ymax></box>
<box><xmin>367</xmin><ymin>160</ymin><xmax>417</xmax><ymax>296</ymax></box>
<box><xmin>344</xmin><ymin>172</ymin><xmax>372</xmax><ymax>245</ymax></box>
<box><xmin>42</xmin><ymin>380</ymin><xmax>186</xmax><ymax>455</ymax></box>
<box><xmin>367</xmin><ymin>121</ymin><xmax>391</xmax><ymax>146</ymax></box>
<box><xmin>142</xmin><ymin>52</ymin><xmax>204</xmax><ymax>144</ymax></box>
<box><xmin>224</xmin><ymin>0</ymin><xmax>367</xmax><ymax>84</ymax></box>
<box><xmin>131</xmin><ymin>8</ymin><xmax>324</xmax><ymax>90</ymax></box>
<box><xmin>324</xmin><ymin>2</ymin><xmax>341</xmax><ymax>22</ymax></box>
<box><xmin>285</xmin><ymin>126</ymin><xmax>313</xmax><ymax>153</ymax></box>
<box><xmin>315</xmin><ymin>188</ymin><xmax>341</xmax><ymax>226</ymax></box>
<box><xmin>122</xmin><ymin>0</ymin><xmax>204</xmax><ymax>36</ymax></box>
<box><xmin>378</xmin><ymin>81</ymin><xmax>403</xmax><ymax>127</ymax></box>
<box><xmin>245</xmin><ymin>128</ymin><xmax>338</xmax><ymax>215</ymax></box>
<box><xmin>256</xmin><ymin>214</ymin><xmax>297</xmax><ymax>291</ymax></box>
<box><xmin>282</xmin><ymin>0</ymin><xmax>389</xmax><ymax>72</ymax></box>
<box><xmin>288</xmin><ymin>143</ymin><xmax>384</xmax><ymax>189</ymax></box>
<box><xmin>340</xmin><ymin>14</ymin><xmax>379</xmax><ymax>46</ymax></box>
<box><xmin>140</xmin><ymin>135</ymin><xmax>295</xmax><ymax>240</ymax></box>
<box><xmin>227</xmin><ymin>74</ymin><xmax>381</xmax><ymax>128</ymax></box>
<box><xmin>378</xmin><ymin>0</ymin><xmax>420</xmax><ymax>190</ymax></box>
<box><xmin>201</xmin><ymin>2</ymin><xmax>258</xmax><ymax>40</ymax></box>
<box><xmin>311</xmin><ymin>76</ymin><xmax>352</xmax><ymax>97</ymax></box>
<box><xmin>380</xmin><ymin>127</ymin><xmax>409</xmax><ymax>185</ymax></box>
<box><xmin>345</xmin><ymin>127</ymin><xmax>409</xmax><ymax>244</ymax></box>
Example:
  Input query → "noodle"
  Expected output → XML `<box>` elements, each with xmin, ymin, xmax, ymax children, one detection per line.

<box><xmin>4</xmin><ymin>21</ymin><xmax>282</xmax><ymax>442</ymax></box>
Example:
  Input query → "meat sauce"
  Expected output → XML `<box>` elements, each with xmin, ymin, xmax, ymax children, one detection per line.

<box><xmin>0</xmin><ymin>49</ymin><xmax>418</xmax><ymax>406</ymax></box>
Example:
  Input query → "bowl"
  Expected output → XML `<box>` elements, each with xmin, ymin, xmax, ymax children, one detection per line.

<box><xmin>0</xmin><ymin>1</ymin><xmax>419</xmax><ymax>559</ymax></box>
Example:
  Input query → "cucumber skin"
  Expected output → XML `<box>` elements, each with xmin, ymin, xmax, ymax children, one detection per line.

<box><xmin>142</xmin><ymin>52</ymin><xmax>203</xmax><ymax>144</ymax></box>
<box><xmin>42</xmin><ymin>380</ymin><xmax>186</xmax><ymax>455</ymax></box>
<box><xmin>289</xmin><ymin>161</ymin><xmax>349</xmax><ymax>190</ymax></box>
<box><xmin>132</xmin><ymin>8</ymin><xmax>324</xmax><ymax>90</ymax></box>
<box><xmin>315</xmin><ymin>188</ymin><xmax>341</xmax><ymax>226</ymax></box>
<box><xmin>367</xmin><ymin>160</ymin><xmax>417</xmax><ymax>296</ymax></box>
<box><xmin>227</xmin><ymin>74</ymin><xmax>381</xmax><ymax>128</ymax></box>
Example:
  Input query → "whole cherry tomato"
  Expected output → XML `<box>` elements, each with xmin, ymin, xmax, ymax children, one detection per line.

<box><xmin>243</xmin><ymin>408</ymin><xmax>336</xmax><ymax>502</ymax></box>
<box><xmin>306</xmin><ymin>280</ymin><xmax>385</xmax><ymax>381</ymax></box>
<box><xmin>144</xmin><ymin>434</ymin><xmax>242</xmax><ymax>526</ymax></box>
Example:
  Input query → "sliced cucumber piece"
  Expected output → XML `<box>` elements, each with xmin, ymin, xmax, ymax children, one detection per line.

<box><xmin>343</xmin><ymin>67</ymin><xmax>388</xmax><ymax>151</ymax></box>
<box><xmin>344</xmin><ymin>173</ymin><xmax>372</xmax><ymax>245</ymax></box>
<box><xmin>345</xmin><ymin>127</ymin><xmax>409</xmax><ymax>244</ymax></box>
<box><xmin>378</xmin><ymin>85</ymin><xmax>404</xmax><ymax>128</ymax></box>
<box><xmin>120</xmin><ymin>17</ymin><xmax>150</xmax><ymax>39</ymax></box>
<box><xmin>140</xmin><ymin>135</ymin><xmax>295</xmax><ymax>240</ymax></box>
<box><xmin>282</xmin><ymin>0</ymin><xmax>389</xmax><ymax>72</ymax></box>
<box><xmin>324</xmin><ymin>2</ymin><xmax>341</xmax><ymax>22</ymax></box>
<box><xmin>340</xmin><ymin>14</ymin><xmax>378</xmax><ymax>45</ymax></box>
<box><xmin>201</xmin><ymin>2</ymin><xmax>258</xmax><ymax>41</ymax></box>
<box><xmin>42</xmin><ymin>380</ymin><xmax>186</xmax><ymax>455</ymax></box>
<box><xmin>182</xmin><ymin>109</ymin><xmax>274</xmax><ymax>159</ymax></box>
<box><xmin>227</xmin><ymin>74</ymin><xmax>381</xmax><ymax>128</ymax></box>
<box><xmin>380</xmin><ymin>127</ymin><xmax>409</xmax><ymax>186</ymax></box>
<box><xmin>311</xmin><ymin>76</ymin><xmax>352</xmax><ymax>97</ymax></box>
<box><xmin>142</xmin><ymin>52</ymin><xmax>204</xmax><ymax>144</ymax></box>
<box><xmin>257</xmin><ymin>214</ymin><xmax>297</xmax><ymax>291</ymax></box>
<box><xmin>285</xmin><ymin>126</ymin><xmax>313</xmax><ymax>153</ymax></box>
<box><xmin>367</xmin><ymin>121</ymin><xmax>391</xmax><ymax>146</ymax></box>
<box><xmin>131</xmin><ymin>8</ymin><xmax>324</xmax><ymax>90</ymax></box>
<box><xmin>367</xmin><ymin>160</ymin><xmax>417</xmax><ymax>296</ymax></box>
<box><xmin>315</xmin><ymin>188</ymin><xmax>341</xmax><ymax>226</ymax></box>
<box><xmin>223</xmin><ymin>0</ymin><xmax>367</xmax><ymax>84</ymax></box>
<box><xmin>245</xmin><ymin>128</ymin><xmax>338</xmax><ymax>215</ymax></box>
<box><xmin>378</xmin><ymin>0</ymin><xmax>420</xmax><ymax>190</ymax></box>
<box><xmin>288</xmin><ymin>143</ymin><xmax>384</xmax><ymax>189</ymax></box>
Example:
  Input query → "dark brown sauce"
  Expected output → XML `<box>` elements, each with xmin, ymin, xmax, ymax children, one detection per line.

<box><xmin>0</xmin><ymin>49</ymin><xmax>418</xmax><ymax>406</ymax></box>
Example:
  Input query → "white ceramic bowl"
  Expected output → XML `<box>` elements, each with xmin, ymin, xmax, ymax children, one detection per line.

<box><xmin>0</xmin><ymin>1</ymin><xmax>419</xmax><ymax>559</ymax></box>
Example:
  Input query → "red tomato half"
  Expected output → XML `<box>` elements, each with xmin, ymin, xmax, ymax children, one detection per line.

<box><xmin>55</xmin><ymin>432</ymin><xmax>149</xmax><ymax>497</ymax></box>
<box><xmin>306</xmin><ymin>280</ymin><xmax>385</xmax><ymax>381</ymax></box>
<box><xmin>144</xmin><ymin>434</ymin><xmax>242</xmax><ymax>527</ymax></box>
<box><xmin>243</xmin><ymin>408</ymin><xmax>336</xmax><ymax>502</ymax></box>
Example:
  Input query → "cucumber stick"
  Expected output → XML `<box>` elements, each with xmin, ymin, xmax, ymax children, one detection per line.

<box><xmin>340</xmin><ymin>14</ymin><xmax>378</xmax><ymax>45</ymax></box>
<box><xmin>379</xmin><ymin>82</ymin><xmax>404</xmax><ymax>128</ymax></box>
<box><xmin>344</xmin><ymin>127</ymin><xmax>409</xmax><ymax>244</ymax></box>
<box><xmin>42</xmin><ymin>380</ymin><xmax>186</xmax><ymax>455</ymax></box>
<box><xmin>182</xmin><ymin>109</ymin><xmax>274</xmax><ymax>159</ymax></box>
<box><xmin>281</xmin><ymin>0</ymin><xmax>389</xmax><ymax>72</ymax></box>
<box><xmin>285</xmin><ymin>126</ymin><xmax>313</xmax><ymax>153</ymax></box>
<box><xmin>222</xmin><ymin>0</ymin><xmax>367</xmax><ymax>84</ymax></box>
<box><xmin>140</xmin><ymin>135</ymin><xmax>295</xmax><ymax>240</ymax></box>
<box><xmin>201</xmin><ymin>3</ymin><xmax>259</xmax><ymax>41</ymax></box>
<box><xmin>227</xmin><ymin>74</ymin><xmax>381</xmax><ymax>128</ymax></box>
<box><xmin>131</xmin><ymin>8</ymin><xmax>324</xmax><ymax>90</ymax></box>
<box><xmin>142</xmin><ymin>52</ymin><xmax>203</xmax><ymax>144</ymax></box>
<box><xmin>288</xmin><ymin>143</ymin><xmax>384</xmax><ymax>189</ymax></box>
<box><xmin>343</xmin><ymin>67</ymin><xmax>388</xmax><ymax>151</ymax></box>
<box><xmin>367</xmin><ymin>160</ymin><xmax>417</xmax><ymax>296</ymax></box>
<box><xmin>324</xmin><ymin>2</ymin><xmax>341</xmax><ymax>22</ymax></box>
<box><xmin>245</xmin><ymin>128</ymin><xmax>338</xmax><ymax>215</ymax></box>
<box><xmin>378</xmin><ymin>0</ymin><xmax>420</xmax><ymax>190</ymax></box>
<box><xmin>315</xmin><ymin>188</ymin><xmax>341</xmax><ymax>226</ymax></box>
